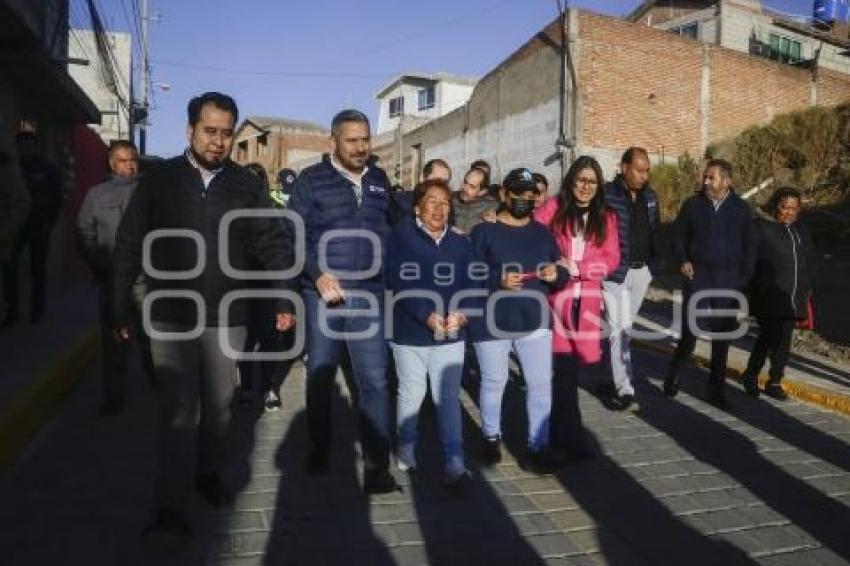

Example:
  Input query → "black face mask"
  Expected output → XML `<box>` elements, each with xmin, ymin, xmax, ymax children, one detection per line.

<box><xmin>507</xmin><ymin>197</ymin><xmax>536</xmax><ymax>219</ymax></box>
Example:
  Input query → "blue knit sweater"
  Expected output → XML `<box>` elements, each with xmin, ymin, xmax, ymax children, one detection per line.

<box><xmin>386</xmin><ymin>221</ymin><xmax>481</xmax><ymax>346</ymax></box>
<box><xmin>469</xmin><ymin>219</ymin><xmax>567</xmax><ymax>341</ymax></box>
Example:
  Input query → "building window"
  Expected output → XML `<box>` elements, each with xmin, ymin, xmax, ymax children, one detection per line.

<box><xmin>669</xmin><ymin>22</ymin><xmax>699</xmax><ymax>39</ymax></box>
<box><xmin>389</xmin><ymin>96</ymin><xmax>404</xmax><ymax>118</ymax></box>
<box><xmin>769</xmin><ymin>33</ymin><xmax>802</xmax><ymax>63</ymax></box>
<box><xmin>257</xmin><ymin>134</ymin><xmax>268</xmax><ymax>157</ymax></box>
<box><xmin>418</xmin><ymin>86</ymin><xmax>435</xmax><ymax>111</ymax></box>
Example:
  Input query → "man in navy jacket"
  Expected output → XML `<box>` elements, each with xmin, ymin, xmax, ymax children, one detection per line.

<box><xmin>289</xmin><ymin>109</ymin><xmax>399</xmax><ymax>494</ymax></box>
<box><xmin>663</xmin><ymin>159</ymin><xmax>757</xmax><ymax>408</ymax></box>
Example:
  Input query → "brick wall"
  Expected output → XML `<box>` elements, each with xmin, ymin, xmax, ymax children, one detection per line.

<box><xmin>578</xmin><ymin>11</ymin><xmax>705</xmax><ymax>157</ymax></box>
<box><xmin>577</xmin><ymin>11</ymin><xmax>850</xmax><ymax>158</ymax></box>
<box><xmin>707</xmin><ymin>47</ymin><xmax>812</xmax><ymax>141</ymax></box>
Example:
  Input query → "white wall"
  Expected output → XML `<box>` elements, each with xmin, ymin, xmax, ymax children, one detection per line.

<box><xmin>377</xmin><ymin>80</ymin><xmax>476</xmax><ymax>135</ymax></box>
<box><xmin>68</xmin><ymin>30</ymin><xmax>133</xmax><ymax>144</ymax></box>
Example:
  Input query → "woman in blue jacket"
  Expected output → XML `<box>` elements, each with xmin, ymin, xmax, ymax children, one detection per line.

<box><xmin>386</xmin><ymin>179</ymin><xmax>479</xmax><ymax>490</ymax></box>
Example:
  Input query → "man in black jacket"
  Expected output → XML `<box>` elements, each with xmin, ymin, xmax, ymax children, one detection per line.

<box><xmin>112</xmin><ymin>92</ymin><xmax>298</xmax><ymax>536</ymax></box>
<box><xmin>663</xmin><ymin>159</ymin><xmax>757</xmax><ymax>409</ymax></box>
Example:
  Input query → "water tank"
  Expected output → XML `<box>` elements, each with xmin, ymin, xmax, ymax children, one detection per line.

<box><xmin>813</xmin><ymin>0</ymin><xmax>842</xmax><ymax>24</ymax></box>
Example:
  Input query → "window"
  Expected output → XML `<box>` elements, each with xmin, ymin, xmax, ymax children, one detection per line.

<box><xmin>257</xmin><ymin>134</ymin><xmax>268</xmax><ymax>157</ymax></box>
<box><xmin>670</xmin><ymin>22</ymin><xmax>699</xmax><ymax>40</ymax></box>
<box><xmin>418</xmin><ymin>86</ymin><xmax>435</xmax><ymax>111</ymax></box>
<box><xmin>389</xmin><ymin>96</ymin><xmax>404</xmax><ymax>118</ymax></box>
<box><xmin>769</xmin><ymin>33</ymin><xmax>802</xmax><ymax>63</ymax></box>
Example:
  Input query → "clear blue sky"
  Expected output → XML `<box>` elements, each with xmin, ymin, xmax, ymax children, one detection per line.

<box><xmin>95</xmin><ymin>0</ymin><xmax>814</xmax><ymax>157</ymax></box>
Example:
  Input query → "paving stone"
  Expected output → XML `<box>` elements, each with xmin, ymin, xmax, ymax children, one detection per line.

<box><xmin>214</xmin><ymin>511</ymin><xmax>267</xmax><ymax>533</ymax></box>
<box><xmin>805</xmin><ymin>475</ymin><xmax>850</xmax><ymax>495</ymax></box>
<box><xmin>526</xmin><ymin>532</ymin><xmax>583</xmax><ymax>558</ymax></box>
<box><xmin>528</xmin><ymin>491</ymin><xmax>580</xmax><ymax>512</ymax></box>
<box><xmin>212</xmin><ymin>531</ymin><xmax>270</xmax><ymax>558</ymax></box>
<box><xmin>547</xmin><ymin>509</ymin><xmax>596</xmax><ymax>532</ymax></box>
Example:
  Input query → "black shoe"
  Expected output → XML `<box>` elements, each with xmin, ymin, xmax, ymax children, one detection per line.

<box><xmin>526</xmin><ymin>448</ymin><xmax>567</xmax><ymax>475</ymax></box>
<box><xmin>742</xmin><ymin>372</ymin><xmax>760</xmax><ymax>397</ymax></box>
<box><xmin>445</xmin><ymin>470</ymin><xmax>472</xmax><ymax>495</ymax></box>
<box><xmin>363</xmin><ymin>468</ymin><xmax>401</xmax><ymax>495</ymax></box>
<box><xmin>196</xmin><ymin>473</ymin><xmax>234</xmax><ymax>507</ymax></box>
<box><xmin>306</xmin><ymin>447</ymin><xmax>329</xmax><ymax>475</ymax></box>
<box><xmin>765</xmin><ymin>383</ymin><xmax>789</xmax><ymax>401</ymax></box>
<box><xmin>706</xmin><ymin>386</ymin><xmax>729</xmax><ymax>410</ymax></box>
<box><xmin>98</xmin><ymin>400</ymin><xmax>125</xmax><ymax>417</ymax></box>
<box><xmin>1</xmin><ymin>312</ymin><xmax>18</xmax><ymax>327</ymax></box>
<box><xmin>481</xmin><ymin>436</ymin><xmax>502</xmax><ymax>466</ymax></box>
<box><xmin>663</xmin><ymin>374</ymin><xmax>679</xmax><ymax>397</ymax></box>
<box><xmin>609</xmin><ymin>393</ymin><xmax>635</xmax><ymax>412</ymax></box>
<box><xmin>595</xmin><ymin>382</ymin><xmax>617</xmax><ymax>399</ymax></box>
<box><xmin>143</xmin><ymin>507</ymin><xmax>192</xmax><ymax>537</ymax></box>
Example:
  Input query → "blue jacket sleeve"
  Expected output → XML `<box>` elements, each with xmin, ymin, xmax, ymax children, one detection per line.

<box><xmin>671</xmin><ymin>198</ymin><xmax>693</xmax><ymax>266</ymax></box>
<box><xmin>288</xmin><ymin>172</ymin><xmax>322</xmax><ymax>283</ymax></box>
<box><xmin>739</xmin><ymin>210</ymin><xmax>758</xmax><ymax>289</ymax></box>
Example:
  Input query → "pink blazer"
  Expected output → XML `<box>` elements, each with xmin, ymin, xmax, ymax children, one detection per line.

<box><xmin>534</xmin><ymin>197</ymin><xmax>620</xmax><ymax>364</ymax></box>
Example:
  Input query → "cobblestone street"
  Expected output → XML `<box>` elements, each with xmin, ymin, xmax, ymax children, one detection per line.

<box><xmin>1</xmin><ymin>348</ymin><xmax>849</xmax><ymax>565</ymax></box>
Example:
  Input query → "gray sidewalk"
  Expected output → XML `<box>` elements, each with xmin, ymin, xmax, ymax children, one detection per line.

<box><xmin>1</xmin><ymin>346</ymin><xmax>849</xmax><ymax>565</ymax></box>
<box><xmin>0</xmin><ymin>283</ymin><xmax>97</xmax><ymax>471</ymax></box>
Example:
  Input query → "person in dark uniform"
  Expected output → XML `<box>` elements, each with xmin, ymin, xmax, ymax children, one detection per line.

<box><xmin>2</xmin><ymin>131</ymin><xmax>64</xmax><ymax>326</ymax></box>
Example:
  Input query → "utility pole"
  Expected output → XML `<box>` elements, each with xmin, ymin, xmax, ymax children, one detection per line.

<box><xmin>139</xmin><ymin>0</ymin><xmax>150</xmax><ymax>155</ymax></box>
<box><xmin>397</xmin><ymin>114</ymin><xmax>404</xmax><ymax>186</ymax></box>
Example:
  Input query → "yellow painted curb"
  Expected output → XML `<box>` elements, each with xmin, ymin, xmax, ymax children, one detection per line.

<box><xmin>0</xmin><ymin>330</ymin><xmax>99</xmax><ymax>474</ymax></box>
<box><xmin>633</xmin><ymin>338</ymin><xmax>850</xmax><ymax>416</ymax></box>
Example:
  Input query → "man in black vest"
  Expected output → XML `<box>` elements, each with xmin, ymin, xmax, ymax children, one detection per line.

<box><xmin>600</xmin><ymin>147</ymin><xmax>663</xmax><ymax>411</ymax></box>
<box><xmin>112</xmin><ymin>92</ymin><xmax>298</xmax><ymax>536</ymax></box>
<box><xmin>663</xmin><ymin>159</ymin><xmax>757</xmax><ymax>409</ymax></box>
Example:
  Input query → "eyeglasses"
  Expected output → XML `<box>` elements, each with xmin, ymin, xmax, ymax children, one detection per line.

<box><xmin>575</xmin><ymin>177</ymin><xmax>598</xmax><ymax>187</ymax></box>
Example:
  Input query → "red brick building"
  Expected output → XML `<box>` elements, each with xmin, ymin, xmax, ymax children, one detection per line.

<box><xmin>233</xmin><ymin>116</ymin><xmax>331</xmax><ymax>179</ymax></box>
<box><xmin>399</xmin><ymin>5</ymin><xmax>850</xmax><ymax>189</ymax></box>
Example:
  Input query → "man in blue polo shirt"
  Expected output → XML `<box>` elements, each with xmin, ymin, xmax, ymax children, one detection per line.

<box><xmin>289</xmin><ymin>109</ymin><xmax>399</xmax><ymax>494</ymax></box>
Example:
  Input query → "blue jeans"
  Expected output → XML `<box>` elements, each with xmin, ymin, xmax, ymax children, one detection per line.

<box><xmin>474</xmin><ymin>329</ymin><xmax>553</xmax><ymax>450</ymax></box>
<box><xmin>391</xmin><ymin>341</ymin><xmax>465</xmax><ymax>479</ymax></box>
<box><xmin>303</xmin><ymin>290</ymin><xmax>390</xmax><ymax>470</ymax></box>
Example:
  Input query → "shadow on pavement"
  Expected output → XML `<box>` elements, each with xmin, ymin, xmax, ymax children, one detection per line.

<box><xmin>263</xmin><ymin>394</ymin><xmax>396</xmax><ymax>564</ymax></box>
<box><xmin>491</xmin><ymin>365</ymin><xmax>758</xmax><ymax>565</ymax></box>
<box><xmin>403</xmin><ymin>399</ymin><xmax>546</xmax><ymax>565</ymax></box>
<box><xmin>617</xmin><ymin>360</ymin><xmax>850</xmax><ymax>561</ymax></box>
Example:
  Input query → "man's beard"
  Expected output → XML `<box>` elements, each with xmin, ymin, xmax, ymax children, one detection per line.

<box><xmin>190</xmin><ymin>147</ymin><xmax>226</xmax><ymax>170</ymax></box>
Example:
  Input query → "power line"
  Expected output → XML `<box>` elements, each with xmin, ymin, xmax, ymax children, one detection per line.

<box><xmin>119</xmin><ymin>0</ymin><xmax>144</xmax><ymax>64</ymax></box>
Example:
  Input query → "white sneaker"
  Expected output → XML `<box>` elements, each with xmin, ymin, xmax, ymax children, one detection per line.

<box><xmin>263</xmin><ymin>391</ymin><xmax>281</xmax><ymax>412</ymax></box>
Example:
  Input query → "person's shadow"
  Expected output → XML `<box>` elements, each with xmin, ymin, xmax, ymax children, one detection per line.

<box><xmin>492</xmin><ymin>360</ymin><xmax>758</xmax><ymax>565</ymax></box>
<box><xmin>402</xmin><ymin>361</ymin><xmax>548</xmax><ymax>565</ymax></box>
<box><xmin>628</xmin><ymin>355</ymin><xmax>850</xmax><ymax>561</ymax></box>
<box><xmin>263</xmin><ymin>384</ymin><xmax>396</xmax><ymax>565</ymax></box>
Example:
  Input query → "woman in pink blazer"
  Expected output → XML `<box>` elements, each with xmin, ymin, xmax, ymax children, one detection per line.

<box><xmin>534</xmin><ymin>155</ymin><xmax>620</xmax><ymax>459</ymax></box>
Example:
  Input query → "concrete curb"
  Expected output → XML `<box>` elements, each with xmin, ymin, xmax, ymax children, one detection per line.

<box><xmin>634</xmin><ymin>338</ymin><xmax>850</xmax><ymax>416</ymax></box>
<box><xmin>0</xmin><ymin>329</ymin><xmax>98</xmax><ymax>474</ymax></box>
